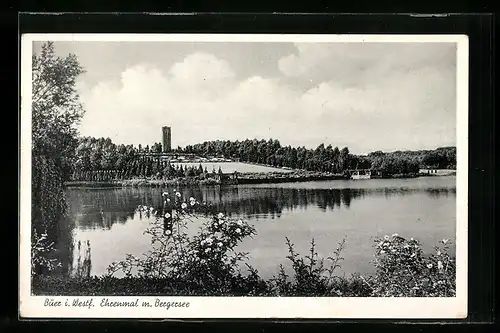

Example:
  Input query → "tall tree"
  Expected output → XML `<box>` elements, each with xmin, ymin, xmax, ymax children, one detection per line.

<box><xmin>31</xmin><ymin>42</ymin><xmax>86</xmax><ymax>274</ymax></box>
<box><xmin>32</xmin><ymin>42</ymin><xmax>86</xmax><ymax>179</ymax></box>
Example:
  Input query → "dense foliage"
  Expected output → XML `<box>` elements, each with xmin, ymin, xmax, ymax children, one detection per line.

<box><xmin>31</xmin><ymin>41</ymin><xmax>86</xmax><ymax>275</ymax></box>
<box><xmin>184</xmin><ymin>140</ymin><xmax>359</xmax><ymax>172</ymax></box>
<box><xmin>71</xmin><ymin>137</ymin><xmax>223</xmax><ymax>181</ymax></box>
<box><xmin>32</xmin><ymin>41</ymin><xmax>86</xmax><ymax>180</ymax></box>
<box><xmin>183</xmin><ymin>140</ymin><xmax>456</xmax><ymax>172</ymax></box>
<box><xmin>366</xmin><ymin>147</ymin><xmax>456</xmax><ymax>172</ymax></box>
<box><xmin>369</xmin><ymin>234</ymin><xmax>456</xmax><ymax>297</ymax></box>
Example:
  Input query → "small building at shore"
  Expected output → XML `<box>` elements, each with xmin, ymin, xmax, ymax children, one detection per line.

<box><xmin>345</xmin><ymin>169</ymin><xmax>383</xmax><ymax>180</ymax></box>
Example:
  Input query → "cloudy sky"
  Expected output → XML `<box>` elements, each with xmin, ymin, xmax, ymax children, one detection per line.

<box><xmin>34</xmin><ymin>41</ymin><xmax>457</xmax><ymax>154</ymax></box>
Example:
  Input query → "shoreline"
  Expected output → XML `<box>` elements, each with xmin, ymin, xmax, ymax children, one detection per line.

<box><xmin>62</xmin><ymin>172</ymin><xmax>454</xmax><ymax>188</ymax></box>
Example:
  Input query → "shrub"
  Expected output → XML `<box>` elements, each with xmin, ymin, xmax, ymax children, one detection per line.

<box><xmin>267</xmin><ymin>237</ymin><xmax>373</xmax><ymax>297</ymax></box>
<box><xmin>368</xmin><ymin>234</ymin><xmax>456</xmax><ymax>297</ymax></box>
<box><xmin>31</xmin><ymin>230</ymin><xmax>62</xmax><ymax>276</ymax></box>
<box><xmin>105</xmin><ymin>191</ymin><xmax>262</xmax><ymax>294</ymax></box>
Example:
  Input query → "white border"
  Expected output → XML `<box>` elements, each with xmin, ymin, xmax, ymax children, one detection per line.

<box><xmin>19</xmin><ymin>33</ymin><xmax>468</xmax><ymax>319</ymax></box>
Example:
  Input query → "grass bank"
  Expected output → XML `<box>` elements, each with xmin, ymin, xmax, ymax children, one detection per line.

<box><xmin>236</xmin><ymin>171</ymin><xmax>348</xmax><ymax>184</ymax></box>
<box><xmin>64</xmin><ymin>178</ymin><xmax>221</xmax><ymax>188</ymax></box>
<box><xmin>64</xmin><ymin>172</ymin><xmax>426</xmax><ymax>188</ymax></box>
<box><xmin>63</xmin><ymin>173</ymin><xmax>348</xmax><ymax>188</ymax></box>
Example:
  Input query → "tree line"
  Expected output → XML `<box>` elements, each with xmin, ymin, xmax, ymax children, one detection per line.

<box><xmin>366</xmin><ymin>146</ymin><xmax>456</xmax><ymax>174</ymax></box>
<box><xmin>181</xmin><ymin>140</ymin><xmax>456</xmax><ymax>173</ymax></box>
<box><xmin>68</xmin><ymin>137</ymin><xmax>456</xmax><ymax>181</ymax></box>
<box><xmin>71</xmin><ymin>136</ymin><xmax>228</xmax><ymax>181</ymax></box>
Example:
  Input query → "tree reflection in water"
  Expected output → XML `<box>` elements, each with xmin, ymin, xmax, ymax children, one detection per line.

<box><xmin>59</xmin><ymin>184</ymin><xmax>455</xmax><ymax>278</ymax></box>
<box><xmin>70</xmin><ymin>239</ymin><xmax>92</xmax><ymax>278</ymax></box>
<box><xmin>64</xmin><ymin>186</ymin><xmax>455</xmax><ymax>230</ymax></box>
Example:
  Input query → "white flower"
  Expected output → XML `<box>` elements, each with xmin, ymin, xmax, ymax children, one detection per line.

<box><xmin>201</xmin><ymin>240</ymin><xmax>206</xmax><ymax>245</ymax></box>
<box><xmin>181</xmin><ymin>203</ymin><xmax>187</xmax><ymax>209</ymax></box>
<box><xmin>218</xmin><ymin>213</ymin><xmax>224</xmax><ymax>219</ymax></box>
<box><xmin>165</xmin><ymin>230</ymin><xmax>171</xmax><ymax>235</ymax></box>
<box><xmin>437</xmin><ymin>250</ymin><xmax>441</xmax><ymax>256</ymax></box>
<box><xmin>237</xmin><ymin>219</ymin><xmax>243</xmax><ymax>226</ymax></box>
<box><xmin>442</xmin><ymin>238</ymin><xmax>449</xmax><ymax>244</ymax></box>
<box><xmin>205</xmin><ymin>238</ymin><xmax>213</xmax><ymax>244</ymax></box>
<box><xmin>384</xmin><ymin>235</ymin><xmax>390</xmax><ymax>241</ymax></box>
<box><xmin>167</xmin><ymin>198</ymin><xmax>171</xmax><ymax>202</ymax></box>
<box><xmin>176</xmin><ymin>192</ymin><xmax>181</xmax><ymax>197</ymax></box>
<box><xmin>190</xmin><ymin>201</ymin><xmax>196</xmax><ymax>206</ymax></box>
<box><xmin>427</xmin><ymin>263</ymin><xmax>433</xmax><ymax>269</ymax></box>
<box><xmin>410</xmin><ymin>237</ymin><xmax>414</xmax><ymax>241</ymax></box>
<box><xmin>235</xmin><ymin>228</ymin><xmax>241</xmax><ymax>234</ymax></box>
<box><xmin>217</xmin><ymin>242</ymin><xmax>223</xmax><ymax>247</ymax></box>
<box><xmin>437</xmin><ymin>261</ymin><xmax>444</xmax><ymax>270</ymax></box>
<box><xmin>380</xmin><ymin>250</ymin><xmax>385</xmax><ymax>254</ymax></box>
<box><xmin>164</xmin><ymin>213</ymin><xmax>171</xmax><ymax>218</ymax></box>
<box><xmin>162</xmin><ymin>192</ymin><xmax>168</xmax><ymax>197</ymax></box>
<box><xmin>173</xmin><ymin>188</ymin><xmax>177</xmax><ymax>192</ymax></box>
<box><xmin>189</xmin><ymin>197</ymin><xmax>195</xmax><ymax>202</ymax></box>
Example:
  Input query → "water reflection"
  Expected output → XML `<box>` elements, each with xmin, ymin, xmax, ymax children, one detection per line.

<box><xmin>65</xmin><ymin>186</ymin><xmax>456</xmax><ymax>230</ymax></box>
<box><xmin>59</xmin><ymin>178</ymin><xmax>456</xmax><ymax>278</ymax></box>
<box><xmin>71</xmin><ymin>239</ymin><xmax>92</xmax><ymax>278</ymax></box>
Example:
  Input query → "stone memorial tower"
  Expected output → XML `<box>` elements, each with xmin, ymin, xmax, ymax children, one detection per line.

<box><xmin>162</xmin><ymin>126</ymin><xmax>171</xmax><ymax>152</ymax></box>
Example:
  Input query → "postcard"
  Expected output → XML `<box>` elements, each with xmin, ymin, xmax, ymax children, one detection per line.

<box><xmin>20</xmin><ymin>33</ymin><xmax>468</xmax><ymax>319</ymax></box>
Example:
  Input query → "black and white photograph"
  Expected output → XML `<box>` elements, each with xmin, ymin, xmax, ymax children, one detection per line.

<box><xmin>20</xmin><ymin>34</ymin><xmax>468</xmax><ymax>319</ymax></box>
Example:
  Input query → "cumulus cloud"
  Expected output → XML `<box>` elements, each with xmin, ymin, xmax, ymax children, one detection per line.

<box><xmin>279</xmin><ymin>42</ymin><xmax>456</xmax><ymax>81</ymax></box>
<box><xmin>77</xmin><ymin>43</ymin><xmax>456</xmax><ymax>154</ymax></box>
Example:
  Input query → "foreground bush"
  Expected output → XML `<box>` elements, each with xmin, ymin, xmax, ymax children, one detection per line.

<box><xmin>368</xmin><ymin>234</ymin><xmax>456</xmax><ymax>297</ymax></box>
<box><xmin>32</xmin><ymin>192</ymin><xmax>456</xmax><ymax>297</ymax></box>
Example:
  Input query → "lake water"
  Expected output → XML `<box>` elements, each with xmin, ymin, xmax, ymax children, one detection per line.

<box><xmin>58</xmin><ymin>176</ymin><xmax>456</xmax><ymax>279</ymax></box>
